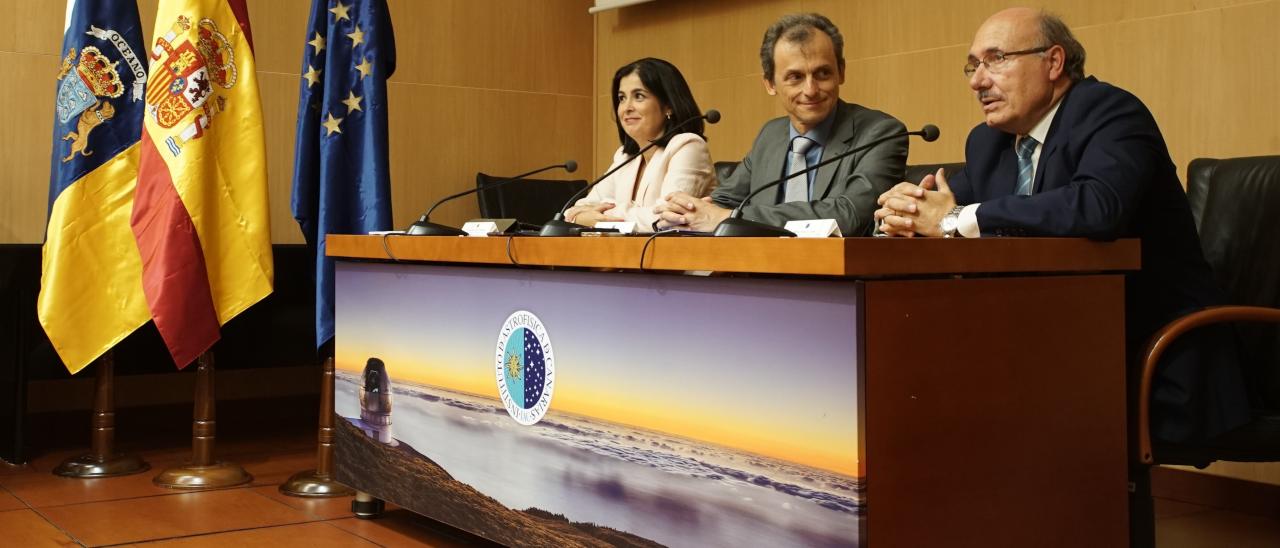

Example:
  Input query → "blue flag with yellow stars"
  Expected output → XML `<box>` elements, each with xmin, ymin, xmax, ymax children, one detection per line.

<box><xmin>291</xmin><ymin>0</ymin><xmax>396</xmax><ymax>349</ymax></box>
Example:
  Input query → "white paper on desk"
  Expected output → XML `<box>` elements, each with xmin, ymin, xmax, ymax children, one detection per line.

<box><xmin>784</xmin><ymin>219</ymin><xmax>842</xmax><ymax>238</ymax></box>
<box><xmin>461</xmin><ymin>221</ymin><xmax>500</xmax><ymax>237</ymax></box>
<box><xmin>594</xmin><ymin>221</ymin><xmax>637</xmax><ymax>234</ymax></box>
<box><xmin>368</xmin><ymin>230</ymin><xmax>405</xmax><ymax>235</ymax></box>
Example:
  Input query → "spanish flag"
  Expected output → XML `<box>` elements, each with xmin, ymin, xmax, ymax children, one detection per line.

<box><xmin>40</xmin><ymin>0</ymin><xmax>150</xmax><ymax>374</ymax></box>
<box><xmin>132</xmin><ymin>0</ymin><xmax>273</xmax><ymax>369</ymax></box>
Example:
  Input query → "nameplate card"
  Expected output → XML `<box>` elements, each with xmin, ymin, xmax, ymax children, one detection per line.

<box><xmin>783</xmin><ymin>219</ymin><xmax>842</xmax><ymax>238</ymax></box>
<box><xmin>461</xmin><ymin>221</ymin><xmax>500</xmax><ymax>237</ymax></box>
<box><xmin>594</xmin><ymin>221</ymin><xmax>637</xmax><ymax>234</ymax></box>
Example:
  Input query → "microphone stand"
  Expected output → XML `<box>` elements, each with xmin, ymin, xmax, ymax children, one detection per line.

<box><xmin>712</xmin><ymin>125</ymin><xmax>940</xmax><ymax>237</ymax></box>
<box><xmin>406</xmin><ymin>161</ymin><xmax>577</xmax><ymax>236</ymax></box>
<box><xmin>540</xmin><ymin>110</ymin><xmax>720</xmax><ymax>237</ymax></box>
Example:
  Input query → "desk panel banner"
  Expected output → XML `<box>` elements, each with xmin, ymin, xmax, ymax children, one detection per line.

<box><xmin>334</xmin><ymin>263</ymin><xmax>863</xmax><ymax>547</ymax></box>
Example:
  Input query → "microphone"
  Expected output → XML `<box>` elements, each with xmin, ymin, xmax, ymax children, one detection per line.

<box><xmin>405</xmin><ymin>160</ymin><xmax>578</xmax><ymax>236</ymax></box>
<box><xmin>712</xmin><ymin>124</ymin><xmax>940</xmax><ymax>237</ymax></box>
<box><xmin>539</xmin><ymin>109</ymin><xmax>721</xmax><ymax>236</ymax></box>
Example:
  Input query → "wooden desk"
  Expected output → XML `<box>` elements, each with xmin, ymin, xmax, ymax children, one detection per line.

<box><xmin>329</xmin><ymin>235</ymin><xmax>1137</xmax><ymax>547</ymax></box>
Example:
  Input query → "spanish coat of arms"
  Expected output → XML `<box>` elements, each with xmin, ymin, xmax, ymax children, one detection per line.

<box><xmin>146</xmin><ymin>15</ymin><xmax>238</xmax><ymax>156</ymax></box>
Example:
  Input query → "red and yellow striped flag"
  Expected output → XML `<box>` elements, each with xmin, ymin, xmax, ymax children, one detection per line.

<box><xmin>132</xmin><ymin>0</ymin><xmax>272</xmax><ymax>368</ymax></box>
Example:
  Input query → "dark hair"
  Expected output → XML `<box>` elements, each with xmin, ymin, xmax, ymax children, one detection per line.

<box><xmin>1038</xmin><ymin>11</ymin><xmax>1086</xmax><ymax>81</ymax></box>
<box><xmin>611</xmin><ymin>57</ymin><xmax>704</xmax><ymax>155</ymax></box>
<box><xmin>760</xmin><ymin>13</ymin><xmax>845</xmax><ymax>82</ymax></box>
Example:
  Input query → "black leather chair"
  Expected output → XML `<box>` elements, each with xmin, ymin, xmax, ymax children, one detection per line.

<box><xmin>475</xmin><ymin>173</ymin><xmax>588</xmax><ymax>228</ymax></box>
<box><xmin>904</xmin><ymin>162</ymin><xmax>966</xmax><ymax>184</ymax></box>
<box><xmin>1130</xmin><ymin>155</ymin><xmax>1280</xmax><ymax>547</ymax></box>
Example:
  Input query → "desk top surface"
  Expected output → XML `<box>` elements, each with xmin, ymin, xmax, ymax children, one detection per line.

<box><xmin>327</xmin><ymin>234</ymin><xmax>1139</xmax><ymax>277</ymax></box>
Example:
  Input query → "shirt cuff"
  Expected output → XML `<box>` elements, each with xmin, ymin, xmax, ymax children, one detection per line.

<box><xmin>957</xmin><ymin>203</ymin><xmax>981</xmax><ymax>238</ymax></box>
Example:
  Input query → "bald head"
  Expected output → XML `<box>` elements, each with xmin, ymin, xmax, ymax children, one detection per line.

<box><xmin>979</xmin><ymin>8</ymin><xmax>1087</xmax><ymax>81</ymax></box>
<box><xmin>966</xmin><ymin>8</ymin><xmax>1084</xmax><ymax>134</ymax></box>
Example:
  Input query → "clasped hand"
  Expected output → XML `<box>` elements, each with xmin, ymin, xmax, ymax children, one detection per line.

<box><xmin>653</xmin><ymin>191</ymin><xmax>731</xmax><ymax>231</ymax></box>
<box><xmin>874</xmin><ymin>168</ymin><xmax>958</xmax><ymax>237</ymax></box>
<box><xmin>565</xmin><ymin>202</ymin><xmax>622</xmax><ymax>227</ymax></box>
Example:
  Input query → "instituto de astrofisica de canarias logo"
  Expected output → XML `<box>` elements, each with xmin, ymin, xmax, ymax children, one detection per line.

<box><xmin>495</xmin><ymin>311</ymin><xmax>555</xmax><ymax>425</ymax></box>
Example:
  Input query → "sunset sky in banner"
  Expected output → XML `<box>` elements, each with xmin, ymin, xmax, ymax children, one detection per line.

<box><xmin>334</xmin><ymin>264</ymin><xmax>861</xmax><ymax>477</ymax></box>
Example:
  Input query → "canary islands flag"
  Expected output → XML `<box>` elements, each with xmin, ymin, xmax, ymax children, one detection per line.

<box><xmin>292</xmin><ymin>0</ymin><xmax>395</xmax><ymax>348</ymax></box>
<box><xmin>40</xmin><ymin>0</ymin><xmax>150</xmax><ymax>374</ymax></box>
<box><xmin>132</xmin><ymin>0</ymin><xmax>273</xmax><ymax>368</ymax></box>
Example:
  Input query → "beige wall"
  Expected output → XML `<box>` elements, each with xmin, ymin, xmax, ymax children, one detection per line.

<box><xmin>0</xmin><ymin>0</ymin><xmax>594</xmax><ymax>244</ymax></box>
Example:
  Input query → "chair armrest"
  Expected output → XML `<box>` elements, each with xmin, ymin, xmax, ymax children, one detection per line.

<box><xmin>1138</xmin><ymin>305</ymin><xmax>1280</xmax><ymax>464</ymax></box>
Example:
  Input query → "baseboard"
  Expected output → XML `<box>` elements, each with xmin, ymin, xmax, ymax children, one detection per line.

<box><xmin>1152</xmin><ymin>465</ymin><xmax>1280</xmax><ymax>518</ymax></box>
<box><xmin>25</xmin><ymin>365</ymin><xmax>321</xmax><ymax>413</ymax></box>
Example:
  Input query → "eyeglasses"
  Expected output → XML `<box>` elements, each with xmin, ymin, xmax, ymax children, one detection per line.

<box><xmin>963</xmin><ymin>46</ymin><xmax>1052</xmax><ymax>77</ymax></box>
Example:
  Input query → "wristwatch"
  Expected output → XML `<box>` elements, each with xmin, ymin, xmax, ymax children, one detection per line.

<box><xmin>939</xmin><ymin>205</ymin><xmax>965</xmax><ymax>238</ymax></box>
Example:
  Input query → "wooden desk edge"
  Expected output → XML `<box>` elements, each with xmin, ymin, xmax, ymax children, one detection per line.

<box><xmin>327</xmin><ymin>234</ymin><xmax>1140</xmax><ymax>277</ymax></box>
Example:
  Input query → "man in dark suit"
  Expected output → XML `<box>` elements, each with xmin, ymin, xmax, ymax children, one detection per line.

<box><xmin>656</xmin><ymin>13</ymin><xmax>907</xmax><ymax>236</ymax></box>
<box><xmin>875</xmin><ymin>7</ymin><xmax>1247</xmax><ymax>443</ymax></box>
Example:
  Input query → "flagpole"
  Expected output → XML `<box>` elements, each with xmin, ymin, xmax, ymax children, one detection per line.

<box><xmin>153</xmin><ymin>351</ymin><xmax>251</xmax><ymax>488</ymax></box>
<box><xmin>53</xmin><ymin>350</ymin><xmax>150</xmax><ymax>478</ymax></box>
<box><xmin>280</xmin><ymin>353</ymin><xmax>354</xmax><ymax>497</ymax></box>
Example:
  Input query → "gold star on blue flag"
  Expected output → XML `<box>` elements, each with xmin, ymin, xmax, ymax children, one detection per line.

<box><xmin>291</xmin><ymin>0</ymin><xmax>396</xmax><ymax>348</ymax></box>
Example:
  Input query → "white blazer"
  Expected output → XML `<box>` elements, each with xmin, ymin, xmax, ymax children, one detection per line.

<box><xmin>573</xmin><ymin>133</ymin><xmax>714</xmax><ymax>231</ymax></box>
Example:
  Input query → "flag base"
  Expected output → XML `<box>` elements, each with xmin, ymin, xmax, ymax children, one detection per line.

<box><xmin>153</xmin><ymin>461</ymin><xmax>252</xmax><ymax>489</ymax></box>
<box><xmin>280</xmin><ymin>469</ymin><xmax>354</xmax><ymax>497</ymax></box>
<box><xmin>53</xmin><ymin>453</ymin><xmax>149</xmax><ymax>478</ymax></box>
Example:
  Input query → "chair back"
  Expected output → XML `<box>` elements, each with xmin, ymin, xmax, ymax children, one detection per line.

<box><xmin>475</xmin><ymin>173</ymin><xmax>588</xmax><ymax>227</ymax></box>
<box><xmin>1187</xmin><ymin>156</ymin><xmax>1280</xmax><ymax>407</ymax></box>
<box><xmin>713</xmin><ymin>161</ymin><xmax>739</xmax><ymax>184</ymax></box>
<box><xmin>905</xmin><ymin>162</ymin><xmax>966</xmax><ymax>185</ymax></box>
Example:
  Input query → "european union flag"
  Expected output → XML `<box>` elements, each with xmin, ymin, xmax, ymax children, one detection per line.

<box><xmin>291</xmin><ymin>0</ymin><xmax>396</xmax><ymax>348</ymax></box>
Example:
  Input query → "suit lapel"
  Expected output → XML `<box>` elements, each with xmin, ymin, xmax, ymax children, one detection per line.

<box><xmin>993</xmin><ymin>137</ymin><xmax>1019</xmax><ymax>198</ymax></box>
<box><xmin>754</xmin><ymin>123</ymin><xmax>788</xmax><ymax>197</ymax></box>
<box><xmin>617</xmin><ymin>153</ymin><xmax>643</xmax><ymax>204</ymax></box>
<box><xmin>633</xmin><ymin>146</ymin><xmax>661</xmax><ymax>203</ymax></box>
<box><xmin>814</xmin><ymin>103</ymin><xmax>854</xmax><ymax>199</ymax></box>
<box><xmin>1032</xmin><ymin>82</ymin><xmax>1081</xmax><ymax>193</ymax></box>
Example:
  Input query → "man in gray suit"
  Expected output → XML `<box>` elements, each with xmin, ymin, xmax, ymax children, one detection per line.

<box><xmin>655</xmin><ymin>13</ymin><xmax>908</xmax><ymax>235</ymax></box>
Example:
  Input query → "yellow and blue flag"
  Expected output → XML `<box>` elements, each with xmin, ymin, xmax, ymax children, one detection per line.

<box><xmin>292</xmin><ymin>0</ymin><xmax>396</xmax><ymax>348</ymax></box>
<box><xmin>40</xmin><ymin>0</ymin><xmax>150</xmax><ymax>374</ymax></box>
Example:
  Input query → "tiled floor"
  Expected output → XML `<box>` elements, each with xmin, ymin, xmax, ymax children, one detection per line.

<box><xmin>0</xmin><ymin>432</ymin><xmax>485</xmax><ymax>547</ymax></box>
<box><xmin>3</xmin><ymin>432</ymin><xmax>1280</xmax><ymax>547</ymax></box>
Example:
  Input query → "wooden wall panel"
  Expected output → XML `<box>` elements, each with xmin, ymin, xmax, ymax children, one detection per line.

<box><xmin>0</xmin><ymin>52</ymin><xmax>57</xmax><ymax>243</ymax></box>
<box><xmin>0</xmin><ymin>0</ymin><xmax>594</xmax><ymax>244</ymax></box>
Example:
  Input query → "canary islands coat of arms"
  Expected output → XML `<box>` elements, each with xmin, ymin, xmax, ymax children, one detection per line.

<box><xmin>55</xmin><ymin>24</ymin><xmax>145</xmax><ymax>163</ymax></box>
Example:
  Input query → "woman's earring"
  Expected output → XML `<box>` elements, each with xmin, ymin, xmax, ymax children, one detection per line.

<box><xmin>666</xmin><ymin>112</ymin><xmax>673</xmax><ymax>120</ymax></box>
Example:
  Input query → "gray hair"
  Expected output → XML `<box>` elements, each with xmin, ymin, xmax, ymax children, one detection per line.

<box><xmin>759</xmin><ymin>13</ymin><xmax>845</xmax><ymax>82</ymax></box>
<box><xmin>1039</xmin><ymin>11</ymin><xmax>1086</xmax><ymax>81</ymax></box>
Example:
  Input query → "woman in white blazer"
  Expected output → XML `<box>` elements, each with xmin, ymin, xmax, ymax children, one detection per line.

<box><xmin>565</xmin><ymin>58</ymin><xmax>715</xmax><ymax>232</ymax></box>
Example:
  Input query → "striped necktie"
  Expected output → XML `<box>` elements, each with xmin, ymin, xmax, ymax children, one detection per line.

<box><xmin>1015</xmin><ymin>136</ymin><xmax>1039</xmax><ymax>195</ymax></box>
<box><xmin>784</xmin><ymin>136</ymin><xmax>816</xmax><ymax>203</ymax></box>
